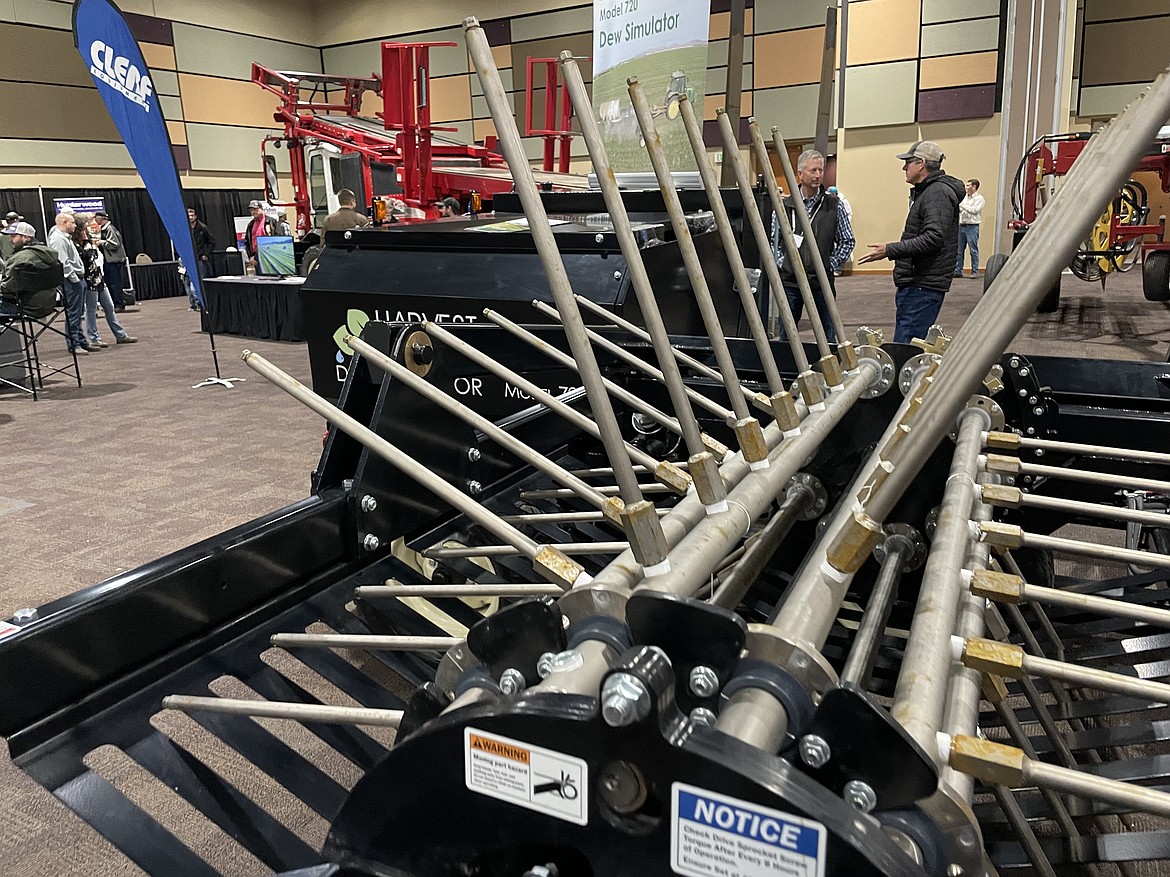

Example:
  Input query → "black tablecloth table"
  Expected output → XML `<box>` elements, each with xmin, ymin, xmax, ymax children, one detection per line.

<box><xmin>129</xmin><ymin>260</ymin><xmax>185</xmax><ymax>299</ymax></box>
<box><xmin>201</xmin><ymin>276</ymin><xmax>305</xmax><ymax>342</ymax></box>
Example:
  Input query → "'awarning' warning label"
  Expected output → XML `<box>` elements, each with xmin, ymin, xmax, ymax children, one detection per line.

<box><xmin>671</xmin><ymin>783</ymin><xmax>826</xmax><ymax>877</ymax></box>
<box><xmin>464</xmin><ymin>727</ymin><xmax>588</xmax><ymax>825</ymax></box>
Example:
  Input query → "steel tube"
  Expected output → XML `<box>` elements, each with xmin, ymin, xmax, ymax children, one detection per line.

<box><xmin>500</xmin><ymin>510</ymin><xmax>667</xmax><ymax>524</ymax></box>
<box><xmin>272</xmin><ymin>633</ymin><xmax>461</xmax><ymax>650</ymax></box>
<box><xmin>769</xmin><ymin>126</ymin><xmax>849</xmax><ymax>347</ymax></box>
<box><xmin>522</xmin><ymin>485</ymin><xmax>673</xmax><ymax>499</ymax></box>
<box><xmin>241</xmin><ymin>350</ymin><xmax>539</xmax><ymax>559</ymax></box>
<box><xmin>524</xmin><ymin>301</ymin><xmax>736</xmax><ymax>422</ymax></box>
<box><xmin>839</xmin><ymin>540</ymin><xmax>907</xmax><ymax>690</ymax></box>
<box><xmin>992</xmin><ymin>786</ymin><xmax>1059</xmax><ymax>877</ymax></box>
<box><xmin>627</xmin><ymin>76</ymin><xmax>751</xmax><ymax>421</ymax></box>
<box><xmin>425</xmin><ymin>542</ymin><xmax>628</xmax><ymax>558</ymax></box>
<box><xmin>1019</xmin><ymin>581</ymin><xmax>1170</xmax><ymax>629</ymax></box>
<box><xmin>423</xmin><ymin>322</ymin><xmax>667</xmax><ymax>477</ymax></box>
<box><xmin>357</xmin><ymin>584</ymin><xmax>563</xmax><ymax>598</ymax></box>
<box><xmin>347</xmin><ymin>334</ymin><xmax>609</xmax><ymax>512</ymax></box>
<box><xmin>558</xmin><ymin>53</ymin><xmax>710</xmax><ymax>460</ymax></box>
<box><xmin>1010</xmin><ymin>433</ymin><xmax>1170</xmax><ymax>466</ymax></box>
<box><xmin>744</xmin><ymin>120</ymin><xmax>837</xmax><ymax>360</ymax></box>
<box><xmin>987</xmin><ymin>488</ymin><xmax>1170</xmax><ymax>529</ymax></box>
<box><xmin>1017</xmin><ymin>529</ymin><xmax>1170</xmax><ymax>570</ymax></box>
<box><xmin>678</xmin><ymin>95</ymin><xmax>787</xmax><ymax>396</ymax></box>
<box><xmin>1023</xmin><ymin>650</ymin><xmax>1170</xmax><ymax>703</ymax></box>
<box><xmin>163</xmin><ymin>695</ymin><xmax>404</xmax><ymax>728</ymax></box>
<box><xmin>717</xmin><ymin>110</ymin><xmax>811</xmax><ymax>372</ymax></box>
<box><xmin>892</xmin><ymin>410</ymin><xmax>987</xmax><ymax>756</ymax></box>
<box><xmin>854</xmin><ymin>67</ymin><xmax>1170</xmax><ymax>527</ymax></box>
<box><xmin>1025</xmin><ymin>757</ymin><xmax>1170</xmax><ymax>820</ymax></box>
<box><xmin>464</xmin><ymin>18</ymin><xmax>645</xmax><ymax>505</ymax></box>
<box><xmin>1007</xmin><ymin>459</ymin><xmax>1170</xmax><ymax>495</ymax></box>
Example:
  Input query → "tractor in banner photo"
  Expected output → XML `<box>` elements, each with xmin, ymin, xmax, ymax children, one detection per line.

<box><xmin>984</xmin><ymin>129</ymin><xmax>1170</xmax><ymax>312</ymax></box>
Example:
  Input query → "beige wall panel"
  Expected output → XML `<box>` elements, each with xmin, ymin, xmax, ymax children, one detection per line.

<box><xmin>921</xmin><ymin>0</ymin><xmax>1000</xmax><ymax>24</ymax></box>
<box><xmin>1</xmin><ymin>22</ymin><xmax>90</xmax><ymax>86</ymax></box>
<box><xmin>704</xmin><ymin>91</ymin><xmax>752</xmax><ymax>119</ymax></box>
<box><xmin>152</xmin><ymin>0</ymin><xmax>316</xmax><ymax>46</ymax></box>
<box><xmin>919</xmin><ymin>51</ymin><xmax>998</xmax><ymax>90</ymax></box>
<box><xmin>755</xmin><ymin>0</ymin><xmax>834</xmax><ymax>35</ymax></box>
<box><xmin>361</xmin><ymin>91</ymin><xmax>384</xmax><ymax>117</ymax></box>
<box><xmin>10</xmin><ymin>0</ymin><xmax>69</xmax><ymax>29</ymax></box>
<box><xmin>1084</xmin><ymin>0</ymin><xmax>1169</xmax><ymax>21</ymax></box>
<box><xmin>0</xmin><ymin>81</ymin><xmax>119</xmax><ymax>140</ymax></box>
<box><xmin>315</xmin><ymin>0</ymin><xmax>588</xmax><ymax>47</ymax></box>
<box><xmin>511</xmin><ymin>5</ymin><xmax>591</xmax><ymax>42</ymax></box>
<box><xmin>159</xmin><ymin>94</ymin><xmax>183</xmax><ymax>121</ymax></box>
<box><xmin>709</xmin><ymin>9</ymin><xmax>754</xmax><ymax>40</ymax></box>
<box><xmin>919</xmin><ymin>18</ymin><xmax>1000</xmax><ymax>58</ymax></box>
<box><xmin>141</xmin><ymin>42</ymin><xmax>176</xmax><ymax>71</ymax></box>
<box><xmin>0</xmin><ymin>137</ymin><xmax>133</xmax><ymax>170</ymax></box>
<box><xmin>842</xmin><ymin>61</ymin><xmax>917</xmax><ymax>128</ymax></box>
<box><xmin>1078</xmin><ymin>82</ymin><xmax>1147</xmax><ymax>117</ymax></box>
<box><xmin>837</xmin><ymin>116</ymin><xmax>1000</xmax><ymax>276</ymax></box>
<box><xmin>152</xmin><ymin>69</ymin><xmax>180</xmax><ymax>97</ymax></box>
<box><xmin>1081</xmin><ymin>18</ymin><xmax>1170</xmax><ymax>87</ymax></box>
<box><xmin>180</xmin><ymin>73</ymin><xmax>290</xmax><ymax>128</ymax></box>
<box><xmin>473</xmin><ymin>117</ymin><xmax>497</xmax><ymax>142</ymax></box>
<box><xmin>755</xmin><ymin>27</ymin><xmax>824</xmax><ymax>89</ymax></box>
<box><xmin>847</xmin><ymin>0</ymin><xmax>920</xmax><ymax>65</ymax></box>
<box><xmin>167</xmin><ymin>120</ymin><xmax>187</xmax><ymax>145</ymax></box>
<box><xmin>471</xmin><ymin>66</ymin><xmax>513</xmax><ymax>97</ymax></box>
<box><xmin>322</xmin><ymin>41</ymin><xmax>382</xmax><ymax>78</ymax></box>
<box><xmin>752</xmin><ymin>84</ymin><xmax>820</xmax><ymax>142</ymax></box>
<box><xmin>186</xmin><ymin>122</ymin><xmax>286</xmax><ymax>173</ymax></box>
<box><xmin>172</xmin><ymin>23</ymin><xmax>321</xmax><ymax>81</ymax></box>
<box><xmin>428</xmin><ymin>74</ymin><xmax>472</xmax><ymax>122</ymax></box>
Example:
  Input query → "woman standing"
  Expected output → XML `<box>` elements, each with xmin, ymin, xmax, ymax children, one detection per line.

<box><xmin>73</xmin><ymin>214</ymin><xmax>136</xmax><ymax>347</ymax></box>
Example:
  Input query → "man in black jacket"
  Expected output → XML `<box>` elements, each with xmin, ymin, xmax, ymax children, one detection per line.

<box><xmin>858</xmin><ymin>140</ymin><xmax>964</xmax><ymax>343</ymax></box>
<box><xmin>187</xmin><ymin>208</ymin><xmax>216</xmax><ymax>276</ymax></box>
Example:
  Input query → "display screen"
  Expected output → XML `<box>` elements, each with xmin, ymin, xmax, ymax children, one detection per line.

<box><xmin>256</xmin><ymin>235</ymin><xmax>295</xmax><ymax>276</ymax></box>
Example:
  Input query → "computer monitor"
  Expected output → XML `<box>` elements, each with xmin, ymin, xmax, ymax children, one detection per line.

<box><xmin>256</xmin><ymin>235</ymin><xmax>295</xmax><ymax>276</ymax></box>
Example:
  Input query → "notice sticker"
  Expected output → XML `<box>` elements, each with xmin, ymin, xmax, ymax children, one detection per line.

<box><xmin>464</xmin><ymin>727</ymin><xmax>588</xmax><ymax>825</ymax></box>
<box><xmin>671</xmin><ymin>783</ymin><xmax>826</xmax><ymax>877</ymax></box>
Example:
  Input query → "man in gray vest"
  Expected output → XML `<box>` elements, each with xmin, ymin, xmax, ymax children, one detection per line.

<box><xmin>774</xmin><ymin>149</ymin><xmax>855</xmax><ymax>343</ymax></box>
<box><xmin>95</xmin><ymin>211</ymin><xmax>128</xmax><ymax>310</ymax></box>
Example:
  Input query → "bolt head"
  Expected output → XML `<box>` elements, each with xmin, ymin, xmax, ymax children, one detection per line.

<box><xmin>343</xmin><ymin>230</ymin><xmax>353</xmax><ymax>240</ymax></box>
<box><xmin>595</xmin><ymin>233</ymin><xmax>605</xmax><ymax>243</ymax></box>
<box><xmin>689</xmin><ymin>707</ymin><xmax>717</xmax><ymax>728</ymax></box>
<box><xmin>1033</xmin><ymin>406</ymin><xmax>1044</xmax><ymax>416</ymax></box>
<box><xmin>362</xmin><ymin>533</ymin><xmax>381</xmax><ymax>552</ymax></box>
<box><xmin>499</xmin><ymin>668</ymin><xmax>526</xmax><ymax>695</ymax></box>
<box><xmin>688</xmin><ymin>665</ymin><xmax>720</xmax><ymax>699</ymax></box>
<box><xmin>799</xmin><ymin>734</ymin><xmax>831</xmax><ymax>768</ymax></box>
<box><xmin>601</xmin><ymin>672</ymin><xmax>651</xmax><ymax>727</ymax></box>
<box><xmin>613</xmin><ymin>271</ymin><xmax>622</xmax><ymax>281</ymax></box>
<box><xmin>467</xmin><ymin>447</ymin><xmax>482</xmax><ymax>462</ymax></box>
<box><xmin>467</xmin><ymin>480</ymin><xmax>483</xmax><ymax>495</ymax></box>
<box><xmin>12</xmin><ymin>607</ymin><xmax>37</xmax><ymax>624</ymax></box>
<box><xmin>844</xmin><ymin>779</ymin><xmax>877</xmax><ymax>812</ymax></box>
<box><xmin>360</xmin><ymin>494</ymin><xmax>377</xmax><ymax>513</ymax></box>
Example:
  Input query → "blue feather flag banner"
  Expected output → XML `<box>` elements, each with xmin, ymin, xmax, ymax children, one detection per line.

<box><xmin>72</xmin><ymin>0</ymin><xmax>202</xmax><ymax>305</ymax></box>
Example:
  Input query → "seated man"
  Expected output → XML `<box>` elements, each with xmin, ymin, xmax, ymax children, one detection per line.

<box><xmin>0</xmin><ymin>222</ymin><xmax>63</xmax><ymax>320</ymax></box>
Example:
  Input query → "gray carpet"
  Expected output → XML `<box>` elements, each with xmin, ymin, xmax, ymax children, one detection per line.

<box><xmin>1</xmin><ymin>265</ymin><xmax>1168</xmax><ymax>874</ymax></box>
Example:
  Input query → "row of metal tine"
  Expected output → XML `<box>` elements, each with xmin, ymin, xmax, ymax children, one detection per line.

<box><xmin>166</xmin><ymin>23</ymin><xmax>1170</xmax><ymax>876</ymax></box>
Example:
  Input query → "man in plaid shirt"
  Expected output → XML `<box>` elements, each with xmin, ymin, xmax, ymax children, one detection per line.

<box><xmin>773</xmin><ymin>149</ymin><xmax>855</xmax><ymax>343</ymax></box>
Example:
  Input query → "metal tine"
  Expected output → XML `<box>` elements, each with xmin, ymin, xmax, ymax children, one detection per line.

<box><xmin>357</xmin><ymin>583</ymin><xmax>563</xmax><ymax>598</ymax></box>
<box><xmin>712</xmin><ymin>109</ymin><xmax>816</xmax><ymax>380</ymax></box>
<box><xmin>557</xmin><ymin>53</ymin><xmax>720</xmax><ymax>481</ymax></box>
<box><xmin>676</xmin><ymin>94</ymin><xmax>787</xmax><ymax>400</ymax></box>
<box><xmin>346</xmin><ymin>334</ymin><xmax>611</xmax><ymax>516</ymax></box>
<box><xmin>981</xmin><ymin>482</ymin><xmax>1170</xmax><ymax>529</ymax></box>
<box><xmin>746</xmin><ymin>119</ymin><xmax>835</xmax><ymax>370</ymax></box>
<box><xmin>769</xmin><ymin>126</ymin><xmax>851</xmax><ymax>352</ymax></box>
<box><xmin>500</xmin><ymin>510</ymin><xmax>669</xmax><ymax>524</ymax></box>
<box><xmin>241</xmin><ymin>349</ymin><xmax>589</xmax><ymax>589</ymax></box>
<box><xmin>424</xmin><ymin>542</ymin><xmax>629</xmax><ymax>558</ymax></box>
<box><xmin>984</xmin><ymin>453</ymin><xmax>1170</xmax><ymax>494</ymax></box>
<box><xmin>573</xmin><ymin>293</ymin><xmax>799</xmax><ymax>427</ymax></box>
<box><xmin>272</xmin><ymin>633</ymin><xmax>461</xmax><ymax>651</ymax></box>
<box><xmin>163</xmin><ymin>695</ymin><xmax>404</xmax><ymax>728</ymax></box>
<box><xmin>991</xmin><ymin>786</ymin><xmax>1059</xmax><ymax>877</ymax></box>
<box><xmin>626</xmin><ymin>75</ymin><xmax>771</xmax><ymax>471</ymax></box>
<box><xmin>839</xmin><ymin>531</ymin><xmax>913</xmax><ymax>689</ymax></box>
<box><xmin>975</xmin><ymin>519</ymin><xmax>1170</xmax><ymax>571</ymax></box>
<box><xmin>422</xmin><ymin>321</ymin><xmax>690</xmax><ymax>497</ymax></box>
<box><xmin>522</xmin><ymin>484</ymin><xmax>675</xmax><ymax>499</ymax></box>
<box><xmin>985</xmin><ymin>429</ymin><xmax>1170</xmax><ymax>466</ymax></box>
<box><xmin>464</xmin><ymin>19</ymin><xmax>672</xmax><ymax>573</ymax></box>
<box><xmin>484</xmin><ymin>305</ymin><xmax>732</xmax><ymax>457</ymax></box>
<box><xmin>993</xmin><ymin>550</ymin><xmax>1065</xmax><ymax>662</ymax></box>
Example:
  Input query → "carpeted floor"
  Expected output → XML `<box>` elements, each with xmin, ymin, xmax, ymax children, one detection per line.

<box><xmin>1</xmin><ymin>263</ymin><xmax>1168</xmax><ymax>874</ymax></box>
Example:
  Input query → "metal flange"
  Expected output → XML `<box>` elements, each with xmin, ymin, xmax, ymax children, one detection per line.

<box><xmin>899</xmin><ymin>352</ymin><xmax>941</xmax><ymax>397</ymax></box>
<box><xmin>873</xmin><ymin>522</ymin><xmax>928</xmax><ymax>572</ymax></box>
<box><xmin>856</xmin><ymin>344</ymin><xmax>896</xmax><ymax>399</ymax></box>
<box><xmin>404</xmin><ymin>330</ymin><xmax>434</xmax><ymax>377</ymax></box>
<box><xmin>744</xmin><ymin>624</ymin><xmax>838</xmax><ymax>699</ymax></box>
<box><xmin>789</xmin><ymin>473</ymin><xmax>829</xmax><ymax>520</ymax></box>
<box><xmin>948</xmin><ymin>394</ymin><xmax>1005</xmax><ymax>440</ymax></box>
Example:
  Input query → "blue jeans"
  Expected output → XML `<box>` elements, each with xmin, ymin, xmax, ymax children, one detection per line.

<box><xmin>85</xmin><ymin>285</ymin><xmax>128</xmax><ymax>342</ymax></box>
<box><xmin>779</xmin><ymin>283</ymin><xmax>836</xmax><ymax>344</ymax></box>
<box><xmin>894</xmin><ymin>286</ymin><xmax>945</xmax><ymax>344</ymax></box>
<box><xmin>63</xmin><ymin>278</ymin><xmax>87</xmax><ymax>350</ymax></box>
<box><xmin>104</xmin><ymin>260</ymin><xmax>126</xmax><ymax>308</ymax></box>
<box><xmin>956</xmin><ymin>225</ymin><xmax>979</xmax><ymax>275</ymax></box>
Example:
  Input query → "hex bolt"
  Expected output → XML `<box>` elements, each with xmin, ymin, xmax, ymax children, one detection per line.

<box><xmin>467</xmin><ymin>480</ymin><xmax>484</xmax><ymax>495</ymax></box>
<box><xmin>538</xmin><ymin>649</ymin><xmax>583</xmax><ymax>679</ymax></box>
<box><xmin>1019</xmin><ymin>367</ymin><xmax>1030</xmax><ymax>377</ymax></box>
<box><xmin>595</xmin><ymin>233</ymin><xmax>605</xmax><ymax>243</ymax></box>
<box><xmin>799</xmin><ymin>734</ymin><xmax>831</xmax><ymax>768</ymax></box>
<box><xmin>844</xmin><ymin>779</ymin><xmax>878</xmax><ymax>813</ymax></box>
<box><xmin>613</xmin><ymin>271</ymin><xmax>622</xmax><ymax>281</ymax></box>
<box><xmin>601</xmin><ymin>672</ymin><xmax>652</xmax><ymax>727</ymax></box>
<box><xmin>343</xmin><ymin>230</ymin><xmax>353</xmax><ymax>240</ymax></box>
<box><xmin>362</xmin><ymin>533</ymin><xmax>381</xmax><ymax>552</ymax></box>
<box><xmin>499</xmin><ymin>668</ymin><xmax>526</xmax><ymax>695</ymax></box>
<box><xmin>360</xmin><ymin>494</ymin><xmax>378</xmax><ymax>513</ymax></box>
<box><xmin>1017</xmin><ymin>388</ymin><xmax>1028</xmax><ymax>397</ymax></box>
<box><xmin>688</xmin><ymin>665</ymin><xmax>720</xmax><ymax>699</ymax></box>
<box><xmin>536</xmin><ymin>652</ymin><xmax>556</xmax><ymax>679</ymax></box>
<box><xmin>467</xmin><ymin>447</ymin><xmax>482</xmax><ymax>463</ymax></box>
<box><xmin>12</xmin><ymin>607</ymin><xmax>38</xmax><ymax>624</ymax></box>
<box><xmin>1034</xmin><ymin>448</ymin><xmax>1045</xmax><ymax>457</ymax></box>
<box><xmin>1033</xmin><ymin>406</ymin><xmax>1044</xmax><ymax>416</ymax></box>
<box><xmin>689</xmin><ymin>707</ymin><xmax>718</xmax><ymax>728</ymax></box>
<box><xmin>411</xmin><ymin>343</ymin><xmax>434</xmax><ymax>366</ymax></box>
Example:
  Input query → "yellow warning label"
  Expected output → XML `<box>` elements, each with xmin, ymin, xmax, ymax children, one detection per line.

<box><xmin>469</xmin><ymin>733</ymin><xmax>530</xmax><ymax>764</ymax></box>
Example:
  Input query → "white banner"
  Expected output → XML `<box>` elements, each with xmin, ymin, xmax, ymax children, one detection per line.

<box><xmin>592</xmin><ymin>0</ymin><xmax>712</xmax><ymax>173</ymax></box>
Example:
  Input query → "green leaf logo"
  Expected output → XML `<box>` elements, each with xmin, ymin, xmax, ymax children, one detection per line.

<box><xmin>333</xmin><ymin>309</ymin><xmax>370</xmax><ymax>355</ymax></box>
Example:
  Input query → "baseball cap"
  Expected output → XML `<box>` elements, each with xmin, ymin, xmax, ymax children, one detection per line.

<box><xmin>95</xmin><ymin>211</ymin><xmax>109</xmax><ymax>219</ymax></box>
<box><xmin>248</xmin><ymin>200</ymin><xmax>264</xmax><ymax>209</ymax></box>
<box><xmin>4</xmin><ymin>211</ymin><xmax>18</xmax><ymax>221</ymax></box>
<box><xmin>5</xmin><ymin>221</ymin><xmax>37</xmax><ymax>236</ymax></box>
<box><xmin>896</xmin><ymin>140</ymin><xmax>944</xmax><ymax>162</ymax></box>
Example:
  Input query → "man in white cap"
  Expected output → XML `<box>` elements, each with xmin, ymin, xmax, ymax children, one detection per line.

<box><xmin>858</xmin><ymin>140</ymin><xmax>964</xmax><ymax>343</ymax></box>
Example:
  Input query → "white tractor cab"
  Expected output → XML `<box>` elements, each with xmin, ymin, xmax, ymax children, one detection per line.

<box><xmin>306</xmin><ymin>142</ymin><xmax>345</xmax><ymax>228</ymax></box>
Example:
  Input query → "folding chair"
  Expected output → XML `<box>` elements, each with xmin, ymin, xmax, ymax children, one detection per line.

<box><xmin>0</xmin><ymin>294</ymin><xmax>81</xmax><ymax>400</ymax></box>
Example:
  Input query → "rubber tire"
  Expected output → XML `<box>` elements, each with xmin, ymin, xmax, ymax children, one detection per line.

<box><xmin>1036</xmin><ymin>274</ymin><xmax>1062</xmax><ymax>313</ymax></box>
<box><xmin>982</xmin><ymin>253</ymin><xmax>1009</xmax><ymax>294</ymax></box>
<box><xmin>1143</xmin><ymin>251</ymin><xmax>1170</xmax><ymax>301</ymax></box>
